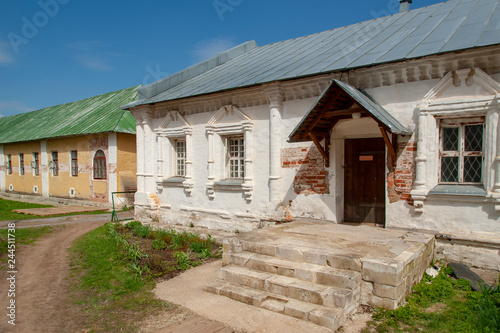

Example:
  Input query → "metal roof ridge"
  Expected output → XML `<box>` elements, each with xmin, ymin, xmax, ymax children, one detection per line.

<box><xmin>136</xmin><ymin>40</ymin><xmax>258</xmax><ymax>102</ymax></box>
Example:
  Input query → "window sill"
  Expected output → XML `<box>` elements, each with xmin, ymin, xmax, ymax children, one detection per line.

<box><xmin>214</xmin><ymin>179</ymin><xmax>244</xmax><ymax>187</ymax></box>
<box><xmin>429</xmin><ymin>184</ymin><xmax>486</xmax><ymax>197</ymax></box>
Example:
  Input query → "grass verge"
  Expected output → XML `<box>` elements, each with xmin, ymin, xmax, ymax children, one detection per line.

<box><xmin>68</xmin><ymin>224</ymin><xmax>172</xmax><ymax>332</ymax></box>
<box><xmin>0</xmin><ymin>198</ymin><xmax>108</xmax><ymax>221</ymax></box>
<box><xmin>362</xmin><ymin>266</ymin><xmax>500</xmax><ymax>333</ymax></box>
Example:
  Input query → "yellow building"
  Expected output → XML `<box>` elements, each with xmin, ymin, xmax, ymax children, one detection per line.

<box><xmin>0</xmin><ymin>86</ymin><xmax>138</xmax><ymax>206</ymax></box>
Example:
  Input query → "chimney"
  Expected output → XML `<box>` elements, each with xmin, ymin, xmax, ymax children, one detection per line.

<box><xmin>399</xmin><ymin>0</ymin><xmax>412</xmax><ymax>12</ymax></box>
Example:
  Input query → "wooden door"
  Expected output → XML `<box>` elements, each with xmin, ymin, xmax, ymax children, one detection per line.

<box><xmin>344</xmin><ymin>138</ymin><xmax>386</xmax><ymax>224</ymax></box>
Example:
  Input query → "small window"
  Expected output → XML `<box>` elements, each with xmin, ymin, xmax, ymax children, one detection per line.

<box><xmin>6</xmin><ymin>154</ymin><xmax>12</xmax><ymax>175</ymax></box>
<box><xmin>19</xmin><ymin>154</ymin><xmax>24</xmax><ymax>175</ymax></box>
<box><xmin>33</xmin><ymin>152</ymin><xmax>39</xmax><ymax>176</ymax></box>
<box><xmin>227</xmin><ymin>137</ymin><xmax>245</xmax><ymax>179</ymax></box>
<box><xmin>175</xmin><ymin>140</ymin><xmax>186</xmax><ymax>177</ymax></box>
<box><xmin>71</xmin><ymin>150</ymin><xmax>78</xmax><ymax>176</ymax></box>
<box><xmin>93</xmin><ymin>150</ymin><xmax>106</xmax><ymax>179</ymax></box>
<box><xmin>440</xmin><ymin>119</ymin><xmax>484</xmax><ymax>184</ymax></box>
<box><xmin>51</xmin><ymin>151</ymin><xmax>59</xmax><ymax>176</ymax></box>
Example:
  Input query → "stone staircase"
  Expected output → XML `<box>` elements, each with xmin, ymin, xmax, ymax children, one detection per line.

<box><xmin>205</xmin><ymin>237</ymin><xmax>362</xmax><ymax>331</ymax></box>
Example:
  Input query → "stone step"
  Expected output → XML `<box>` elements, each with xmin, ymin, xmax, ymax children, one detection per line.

<box><xmin>205</xmin><ymin>279</ymin><xmax>356</xmax><ymax>332</ymax></box>
<box><xmin>232</xmin><ymin>238</ymin><xmax>363</xmax><ymax>271</ymax></box>
<box><xmin>224</xmin><ymin>251</ymin><xmax>362</xmax><ymax>291</ymax></box>
<box><xmin>219</xmin><ymin>265</ymin><xmax>357</xmax><ymax>308</ymax></box>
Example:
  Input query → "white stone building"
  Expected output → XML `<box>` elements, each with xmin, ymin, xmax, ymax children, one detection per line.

<box><xmin>123</xmin><ymin>0</ymin><xmax>500</xmax><ymax>269</ymax></box>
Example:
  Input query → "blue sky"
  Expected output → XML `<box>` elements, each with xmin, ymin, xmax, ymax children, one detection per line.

<box><xmin>0</xmin><ymin>0</ymin><xmax>446</xmax><ymax>117</ymax></box>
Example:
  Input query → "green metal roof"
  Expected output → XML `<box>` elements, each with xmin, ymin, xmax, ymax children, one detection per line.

<box><xmin>0</xmin><ymin>86</ymin><xmax>139</xmax><ymax>144</ymax></box>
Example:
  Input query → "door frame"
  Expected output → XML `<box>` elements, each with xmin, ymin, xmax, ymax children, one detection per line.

<box><xmin>343</xmin><ymin>137</ymin><xmax>386</xmax><ymax>225</ymax></box>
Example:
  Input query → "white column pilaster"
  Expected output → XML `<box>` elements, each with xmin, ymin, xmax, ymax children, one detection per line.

<box><xmin>206</xmin><ymin>127</ymin><xmax>215</xmax><ymax>198</ymax></box>
<box><xmin>184</xmin><ymin>128</ymin><xmax>194</xmax><ymax>193</ymax></box>
<box><xmin>265</xmin><ymin>83</ymin><xmax>284</xmax><ymax>203</ymax></box>
<box><xmin>411</xmin><ymin>110</ymin><xmax>429</xmax><ymax>213</ymax></box>
<box><xmin>135</xmin><ymin>115</ymin><xmax>145</xmax><ymax>194</ymax></box>
<box><xmin>142</xmin><ymin>112</ymin><xmax>155</xmax><ymax>199</ymax></box>
<box><xmin>157</xmin><ymin>134</ymin><xmax>164</xmax><ymax>180</ymax></box>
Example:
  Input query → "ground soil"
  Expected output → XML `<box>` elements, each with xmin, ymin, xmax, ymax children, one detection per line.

<box><xmin>0</xmin><ymin>218</ymin><xmax>106</xmax><ymax>333</ymax></box>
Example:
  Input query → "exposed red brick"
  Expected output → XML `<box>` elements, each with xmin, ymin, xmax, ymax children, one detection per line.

<box><xmin>282</xmin><ymin>145</ymin><xmax>329</xmax><ymax>195</ymax></box>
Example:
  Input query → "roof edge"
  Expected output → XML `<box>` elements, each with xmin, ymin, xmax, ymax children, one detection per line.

<box><xmin>136</xmin><ymin>40</ymin><xmax>258</xmax><ymax>102</ymax></box>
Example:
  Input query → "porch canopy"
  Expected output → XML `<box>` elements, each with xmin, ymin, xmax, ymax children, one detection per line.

<box><xmin>288</xmin><ymin>79</ymin><xmax>411</xmax><ymax>166</ymax></box>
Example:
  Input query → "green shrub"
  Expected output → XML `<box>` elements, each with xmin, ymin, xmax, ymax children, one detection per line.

<box><xmin>124</xmin><ymin>221</ymin><xmax>142</xmax><ymax>229</ymax></box>
<box><xmin>133</xmin><ymin>225</ymin><xmax>152</xmax><ymax>238</ymax></box>
<box><xmin>476</xmin><ymin>281</ymin><xmax>500</xmax><ymax>332</ymax></box>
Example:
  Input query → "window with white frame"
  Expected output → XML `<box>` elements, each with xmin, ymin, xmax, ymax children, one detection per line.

<box><xmin>440</xmin><ymin>118</ymin><xmax>484</xmax><ymax>184</ymax></box>
<box><xmin>70</xmin><ymin>150</ymin><xmax>78</xmax><ymax>176</ymax></box>
<box><xmin>174</xmin><ymin>139</ymin><xmax>186</xmax><ymax>177</ymax></box>
<box><xmin>6</xmin><ymin>154</ymin><xmax>12</xmax><ymax>175</ymax></box>
<box><xmin>51</xmin><ymin>151</ymin><xmax>59</xmax><ymax>176</ymax></box>
<box><xmin>32</xmin><ymin>152</ymin><xmax>39</xmax><ymax>176</ymax></box>
<box><xmin>19</xmin><ymin>153</ymin><xmax>24</xmax><ymax>175</ymax></box>
<box><xmin>227</xmin><ymin>137</ymin><xmax>245</xmax><ymax>179</ymax></box>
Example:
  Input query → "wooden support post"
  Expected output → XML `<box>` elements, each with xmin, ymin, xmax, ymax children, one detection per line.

<box><xmin>379</xmin><ymin>126</ymin><xmax>397</xmax><ymax>162</ymax></box>
<box><xmin>309</xmin><ymin>133</ymin><xmax>330</xmax><ymax>167</ymax></box>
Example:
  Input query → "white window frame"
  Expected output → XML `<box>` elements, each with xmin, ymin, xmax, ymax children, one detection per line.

<box><xmin>226</xmin><ymin>136</ymin><xmax>245</xmax><ymax>179</ymax></box>
<box><xmin>174</xmin><ymin>139</ymin><xmax>186</xmax><ymax>177</ymax></box>
<box><xmin>32</xmin><ymin>152</ymin><xmax>39</xmax><ymax>176</ymax></box>
<box><xmin>70</xmin><ymin>150</ymin><xmax>78</xmax><ymax>177</ymax></box>
<box><xmin>154</xmin><ymin>111</ymin><xmax>193</xmax><ymax>194</ymax></box>
<box><xmin>6</xmin><ymin>154</ymin><xmax>12</xmax><ymax>175</ymax></box>
<box><xmin>51</xmin><ymin>151</ymin><xmax>59</xmax><ymax>177</ymax></box>
<box><xmin>439</xmin><ymin>118</ymin><xmax>484</xmax><ymax>185</ymax></box>
<box><xmin>206</xmin><ymin>116</ymin><xmax>253</xmax><ymax>200</ymax></box>
<box><xmin>19</xmin><ymin>153</ymin><xmax>24</xmax><ymax>176</ymax></box>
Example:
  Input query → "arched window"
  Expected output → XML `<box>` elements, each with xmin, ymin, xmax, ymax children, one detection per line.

<box><xmin>93</xmin><ymin>150</ymin><xmax>106</xmax><ymax>179</ymax></box>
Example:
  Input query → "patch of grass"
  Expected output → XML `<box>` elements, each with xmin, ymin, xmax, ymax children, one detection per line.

<box><xmin>363</xmin><ymin>266</ymin><xmax>497</xmax><ymax>333</ymax></box>
<box><xmin>0</xmin><ymin>225</ymin><xmax>56</xmax><ymax>265</ymax></box>
<box><xmin>69</xmin><ymin>224</ymin><xmax>169</xmax><ymax>332</ymax></box>
<box><xmin>0</xmin><ymin>198</ymin><xmax>108</xmax><ymax>221</ymax></box>
<box><xmin>0</xmin><ymin>198</ymin><xmax>53</xmax><ymax>220</ymax></box>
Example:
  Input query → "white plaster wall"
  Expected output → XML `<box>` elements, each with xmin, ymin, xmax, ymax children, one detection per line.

<box><xmin>153</xmin><ymin>105</ymin><xmax>273</xmax><ymax>225</ymax></box>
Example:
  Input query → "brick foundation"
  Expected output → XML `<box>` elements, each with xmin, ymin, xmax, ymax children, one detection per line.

<box><xmin>282</xmin><ymin>146</ymin><xmax>329</xmax><ymax>195</ymax></box>
<box><xmin>388</xmin><ymin>139</ymin><xmax>416</xmax><ymax>204</ymax></box>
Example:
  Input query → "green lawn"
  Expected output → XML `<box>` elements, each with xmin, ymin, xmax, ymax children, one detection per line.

<box><xmin>0</xmin><ymin>198</ymin><xmax>108</xmax><ymax>221</ymax></box>
<box><xmin>0</xmin><ymin>198</ymin><xmax>53</xmax><ymax>220</ymax></box>
<box><xmin>68</xmin><ymin>224</ymin><xmax>170</xmax><ymax>332</ymax></box>
<box><xmin>362</xmin><ymin>266</ymin><xmax>500</xmax><ymax>333</ymax></box>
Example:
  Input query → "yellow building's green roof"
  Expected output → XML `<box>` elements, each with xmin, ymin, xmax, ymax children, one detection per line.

<box><xmin>0</xmin><ymin>86</ymin><xmax>139</xmax><ymax>144</ymax></box>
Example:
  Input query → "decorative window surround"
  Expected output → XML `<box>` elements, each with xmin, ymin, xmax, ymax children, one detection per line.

<box><xmin>206</xmin><ymin>105</ymin><xmax>254</xmax><ymax>201</ymax></box>
<box><xmin>154</xmin><ymin>111</ymin><xmax>193</xmax><ymax>194</ymax></box>
<box><xmin>411</xmin><ymin>68</ymin><xmax>500</xmax><ymax>212</ymax></box>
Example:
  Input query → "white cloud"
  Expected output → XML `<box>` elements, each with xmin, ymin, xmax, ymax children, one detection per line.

<box><xmin>0</xmin><ymin>100</ymin><xmax>35</xmax><ymax>115</ymax></box>
<box><xmin>69</xmin><ymin>40</ymin><xmax>117</xmax><ymax>72</ymax></box>
<box><xmin>75</xmin><ymin>54</ymin><xmax>114</xmax><ymax>72</ymax></box>
<box><xmin>191</xmin><ymin>37</ymin><xmax>238</xmax><ymax>62</ymax></box>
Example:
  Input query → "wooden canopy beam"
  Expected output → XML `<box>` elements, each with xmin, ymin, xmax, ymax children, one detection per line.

<box><xmin>300</xmin><ymin>89</ymin><xmax>344</xmax><ymax>140</ymax></box>
<box><xmin>309</xmin><ymin>132</ymin><xmax>330</xmax><ymax>167</ymax></box>
<box><xmin>379</xmin><ymin>126</ymin><xmax>397</xmax><ymax>162</ymax></box>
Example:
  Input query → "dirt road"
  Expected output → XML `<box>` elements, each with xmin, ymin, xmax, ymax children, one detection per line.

<box><xmin>0</xmin><ymin>217</ymin><xmax>108</xmax><ymax>333</ymax></box>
